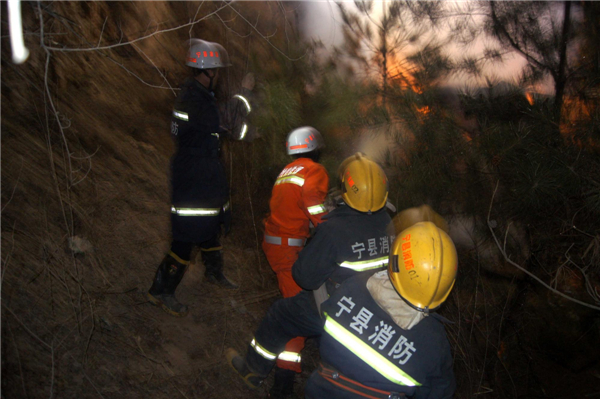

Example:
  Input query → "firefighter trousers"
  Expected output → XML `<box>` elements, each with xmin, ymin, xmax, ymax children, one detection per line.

<box><xmin>246</xmin><ymin>290</ymin><xmax>324</xmax><ymax>377</ymax></box>
<box><xmin>262</xmin><ymin>240</ymin><xmax>305</xmax><ymax>372</ymax></box>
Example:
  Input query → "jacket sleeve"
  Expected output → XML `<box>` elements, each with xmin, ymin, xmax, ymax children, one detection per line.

<box><xmin>301</xmin><ymin>164</ymin><xmax>329</xmax><ymax>227</ymax></box>
<box><xmin>292</xmin><ymin>223</ymin><xmax>338</xmax><ymax>290</ymax></box>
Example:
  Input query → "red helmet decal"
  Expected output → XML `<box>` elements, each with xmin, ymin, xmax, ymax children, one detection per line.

<box><xmin>290</xmin><ymin>144</ymin><xmax>308</xmax><ymax>150</ymax></box>
<box><xmin>401</xmin><ymin>234</ymin><xmax>414</xmax><ymax>270</ymax></box>
<box><xmin>210</xmin><ymin>51</ymin><xmax>214</xmax><ymax>57</ymax></box>
<box><xmin>345</xmin><ymin>170</ymin><xmax>358</xmax><ymax>193</ymax></box>
<box><xmin>203</xmin><ymin>51</ymin><xmax>207</xmax><ymax>57</ymax></box>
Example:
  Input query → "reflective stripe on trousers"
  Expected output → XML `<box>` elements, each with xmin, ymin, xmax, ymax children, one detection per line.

<box><xmin>264</xmin><ymin>235</ymin><xmax>305</xmax><ymax>247</ymax></box>
<box><xmin>251</xmin><ymin>338</ymin><xmax>277</xmax><ymax>361</ymax></box>
<box><xmin>251</xmin><ymin>338</ymin><xmax>301</xmax><ymax>364</ymax></box>
<box><xmin>277</xmin><ymin>350</ymin><xmax>301</xmax><ymax>363</ymax></box>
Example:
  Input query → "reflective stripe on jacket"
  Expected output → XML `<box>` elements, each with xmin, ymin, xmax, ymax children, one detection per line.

<box><xmin>292</xmin><ymin>206</ymin><xmax>394</xmax><ymax>295</ymax></box>
<box><xmin>314</xmin><ymin>272</ymin><xmax>456</xmax><ymax>399</ymax></box>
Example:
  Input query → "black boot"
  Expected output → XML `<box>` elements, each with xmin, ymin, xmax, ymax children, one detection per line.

<box><xmin>225</xmin><ymin>348</ymin><xmax>267</xmax><ymax>389</ymax></box>
<box><xmin>147</xmin><ymin>254</ymin><xmax>189</xmax><ymax>317</ymax></box>
<box><xmin>201</xmin><ymin>250</ymin><xmax>238</xmax><ymax>289</ymax></box>
<box><xmin>269</xmin><ymin>367</ymin><xmax>296</xmax><ymax>398</ymax></box>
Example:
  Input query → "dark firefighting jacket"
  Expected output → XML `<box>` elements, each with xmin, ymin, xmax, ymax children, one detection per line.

<box><xmin>292</xmin><ymin>205</ymin><xmax>393</xmax><ymax>295</ymax></box>
<box><xmin>169</xmin><ymin>78</ymin><xmax>250</xmax><ymax>243</ymax></box>
<box><xmin>306</xmin><ymin>271</ymin><xmax>456</xmax><ymax>399</ymax></box>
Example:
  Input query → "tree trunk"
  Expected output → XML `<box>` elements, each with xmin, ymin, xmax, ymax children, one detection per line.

<box><xmin>554</xmin><ymin>0</ymin><xmax>572</xmax><ymax>128</ymax></box>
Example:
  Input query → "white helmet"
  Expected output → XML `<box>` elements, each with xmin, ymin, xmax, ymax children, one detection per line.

<box><xmin>286</xmin><ymin>127</ymin><xmax>324</xmax><ymax>155</ymax></box>
<box><xmin>185</xmin><ymin>39</ymin><xmax>231</xmax><ymax>69</ymax></box>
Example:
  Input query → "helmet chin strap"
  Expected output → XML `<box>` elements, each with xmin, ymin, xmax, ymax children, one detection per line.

<box><xmin>201</xmin><ymin>69</ymin><xmax>215</xmax><ymax>91</ymax></box>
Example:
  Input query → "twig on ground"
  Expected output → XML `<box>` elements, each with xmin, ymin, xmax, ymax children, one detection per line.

<box><xmin>1</xmin><ymin>156</ymin><xmax>25</xmax><ymax>213</ymax></box>
<box><xmin>1</xmin><ymin>220</ymin><xmax>17</xmax><ymax>286</ymax></box>
<box><xmin>7</xmin><ymin>319</ymin><xmax>29</xmax><ymax>399</ymax></box>
<box><xmin>49</xmin><ymin>342</ymin><xmax>55</xmax><ymax>399</ymax></box>
<box><xmin>56</xmin><ymin>313</ymin><xmax>91</xmax><ymax>350</ymax></box>
<box><xmin>173</xmin><ymin>383</ymin><xmax>190</xmax><ymax>399</ymax></box>
<box><xmin>71</xmin><ymin>354</ymin><xmax>106</xmax><ymax>399</ymax></box>
<box><xmin>220</xmin><ymin>314</ymin><xmax>228</xmax><ymax>357</ymax></box>
<box><xmin>3</xmin><ymin>304</ymin><xmax>52</xmax><ymax>349</ymax></box>
<box><xmin>83</xmin><ymin>306</ymin><xmax>96</xmax><ymax>366</ymax></box>
<box><xmin>132</xmin><ymin>335</ymin><xmax>163</xmax><ymax>365</ymax></box>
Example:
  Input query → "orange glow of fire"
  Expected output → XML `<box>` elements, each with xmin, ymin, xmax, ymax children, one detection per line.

<box><xmin>411</xmin><ymin>83</ymin><xmax>423</xmax><ymax>94</ymax></box>
<box><xmin>416</xmin><ymin>106</ymin><xmax>431</xmax><ymax>115</ymax></box>
<box><xmin>525</xmin><ymin>92</ymin><xmax>535</xmax><ymax>106</ymax></box>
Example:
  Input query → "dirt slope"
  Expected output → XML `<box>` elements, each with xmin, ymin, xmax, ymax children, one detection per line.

<box><xmin>1</xmin><ymin>2</ymin><xmax>294</xmax><ymax>398</ymax></box>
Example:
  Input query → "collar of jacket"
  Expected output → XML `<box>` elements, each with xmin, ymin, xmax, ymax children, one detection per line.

<box><xmin>183</xmin><ymin>77</ymin><xmax>214</xmax><ymax>99</ymax></box>
<box><xmin>322</xmin><ymin>204</ymin><xmax>386</xmax><ymax>221</ymax></box>
<box><xmin>366</xmin><ymin>270</ymin><xmax>426</xmax><ymax>330</ymax></box>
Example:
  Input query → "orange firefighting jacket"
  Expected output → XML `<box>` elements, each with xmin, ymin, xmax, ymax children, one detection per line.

<box><xmin>264</xmin><ymin>157</ymin><xmax>329</xmax><ymax>239</ymax></box>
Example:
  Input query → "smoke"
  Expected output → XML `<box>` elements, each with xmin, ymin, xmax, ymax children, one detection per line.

<box><xmin>299</xmin><ymin>1</ymin><xmax>344</xmax><ymax>49</ymax></box>
<box><xmin>355</xmin><ymin>128</ymin><xmax>398</xmax><ymax>164</ymax></box>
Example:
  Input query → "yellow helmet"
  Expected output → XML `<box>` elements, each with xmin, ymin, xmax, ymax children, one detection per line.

<box><xmin>389</xmin><ymin>221</ymin><xmax>458</xmax><ymax>312</ymax></box>
<box><xmin>338</xmin><ymin>153</ymin><xmax>389</xmax><ymax>213</ymax></box>
<box><xmin>391</xmin><ymin>205</ymin><xmax>449</xmax><ymax>236</ymax></box>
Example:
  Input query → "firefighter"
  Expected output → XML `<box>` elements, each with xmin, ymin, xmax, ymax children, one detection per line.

<box><xmin>226</xmin><ymin>153</ymin><xmax>393</xmax><ymax>395</ymax></box>
<box><xmin>147</xmin><ymin>39</ymin><xmax>253</xmax><ymax>317</ymax></box>
<box><xmin>262</xmin><ymin>127</ymin><xmax>329</xmax><ymax>397</ymax></box>
<box><xmin>305</xmin><ymin>221</ymin><xmax>458</xmax><ymax>399</ymax></box>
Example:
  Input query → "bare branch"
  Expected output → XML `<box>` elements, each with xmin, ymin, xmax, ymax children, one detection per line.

<box><xmin>130</xmin><ymin>42</ymin><xmax>177</xmax><ymax>97</ymax></box>
<box><xmin>224</xmin><ymin>2</ymin><xmax>307</xmax><ymax>61</ymax></box>
<box><xmin>97</xmin><ymin>16</ymin><xmax>108</xmax><ymax>47</ymax></box>
<box><xmin>488</xmin><ymin>181</ymin><xmax>600</xmax><ymax>311</ymax></box>
<box><xmin>105</xmin><ymin>56</ymin><xmax>179</xmax><ymax>91</ymax></box>
<box><xmin>189</xmin><ymin>1</ymin><xmax>205</xmax><ymax>38</ymax></box>
<box><xmin>43</xmin><ymin>2</ymin><xmax>231</xmax><ymax>52</ymax></box>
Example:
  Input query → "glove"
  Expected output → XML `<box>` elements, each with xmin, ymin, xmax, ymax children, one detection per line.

<box><xmin>241</xmin><ymin>72</ymin><xmax>255</xmax><ymax>91</ymax></box>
